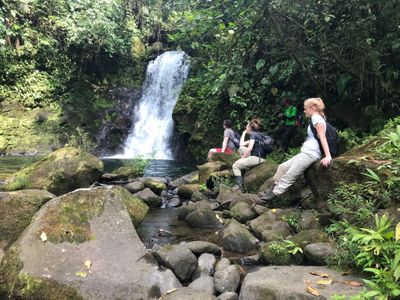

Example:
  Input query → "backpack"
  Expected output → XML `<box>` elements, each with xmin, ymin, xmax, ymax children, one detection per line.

<box><xmin>232</xmin><ymin>131</ymin><xmax>241</xmax><ymax>148</ymax></box>
<box><xmin>310</xmin><ymin>121</ymin><xmax>340</xmax><ymax>157</ymax></box>
<box><xmin>256</xmin><ymin>132</ymin><xmax>274</xmax><ymax>156</ymax></box>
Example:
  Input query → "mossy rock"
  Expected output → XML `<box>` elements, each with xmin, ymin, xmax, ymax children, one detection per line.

<box><xmin>243</xmin><ymin>160</ymin><xmax>278</xmax><ymax>193</ymax></box>
<box><xmin>143</xmin><ymin>178</ymin><xmax>167</xmax><ymax>195</ymax></box>
<box><xmin>230</xmin><ymin>202</ymin><xmax>257</xmax><ymax>223</ymax></box>
<box><xmin>209</xmin><ymin>152</ymin><xmax>240</xmax><ymax>168</ymax></box>
<box><xmin>0</xmin><ymin>189</ymin><xmax>55</xmax><ymax>249</ymax></box>
<box><xmin>116</xmin><ymin>186</ymin><xmax>149</xmax><ymax>227</ymax></box>
<box><xmin>177</xmin><ymin>184</ymin><xmax>199</xmax><ymax>199</ymax></box>
<box><xmin>0</xmin><ymin>247</ymin><xmax>83</xmax><ymax>300</ymax></box>
<box><xmin>198</xmin><ymin>161</ymin><xmax>229</xmax><ymax>184</ymax></box>
<box><xmin>288</xmin><ymin>229</ymin><xmax>331</xmax><ymax>249</ymax></box>
<box><xmin>112</xmin><ymin>166</ymin><xmax>143</xmax><ymax>178</ymax></box>
<box><xmin>3</xmin><ymin>147</ymin><xmax>103</xmax><ymax>196</ymax></box>
<box><xmin>220</xmin><ymin>219</ymin><xmax>258</xmax><ymax>253</ymax></box>
<box><xmin>305</xmin><ymin>138</ymin><xmax>391</xmax><ymax>202</ymax></box>
<box><xmin>260</xmin><ymin>241</ymin><xmax>303</xmax><ymax>265</ymax></box>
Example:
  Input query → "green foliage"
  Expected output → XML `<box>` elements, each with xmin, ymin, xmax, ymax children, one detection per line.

<box><xmin>284</xmin><ymin>240</ymin><xmax>303</xmax><ymax>255</ymax></box>
<box><xmin>121</xmin><ymin>156</ymin><xmax>149</xmax><ymax>174</ymax></box>
<box><xmin>268</xmin><ymin>147</ymin><xmax>301</xmax><ymax>164</ymax></box>
<box><xmin>66</xmin><ymin>127</ymin><xmax>96</xmax><ymax>154</ymax></box>
<box><xmin>338</xmin><ymin>128</ymin><xmax>364</xmax><ymax>151</ymax></box>
<box><xmin>281</xmin><ymin>212</ymin><xmax>301</xmax><ymax>233</ymax></box>
<box><xmin>347</xmin><ymin>214</ymin><xmax>400</xmax><ymax>299</ymax></box>
<box><xmin>1</xmin><ymin>175</ymin><xmax>29</xmax><ymax>191</ymax></box>
<box><xmin>211</xmin><ymin>175</ymin><xmax>234</xmax><ymax>192</ymax></box>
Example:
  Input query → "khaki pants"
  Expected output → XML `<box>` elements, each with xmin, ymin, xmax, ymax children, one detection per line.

<box><xmin>273</xmin><ymin>152</ymin><xmax>318</xmax><ymax>195</ymax></box>
<box><xmin>232</xmin><ymin>156</ymin><xmax>265</xmax><ymax>176</ymax></box>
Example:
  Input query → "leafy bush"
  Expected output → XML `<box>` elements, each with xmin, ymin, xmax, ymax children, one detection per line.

<box><xmin>66</xmin><ymin>127</ymin><xmax>96</xmax><ymax>154</ymax></box>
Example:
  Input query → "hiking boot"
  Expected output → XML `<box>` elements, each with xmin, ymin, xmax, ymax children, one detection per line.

<box><xmin>232</xmin><ymin>176</ymin><xmax>243</xmax><ymax>192</ymax></box>
<box><xmin>260</xmin><ymin>190</ymin><xmax>277</xmax><ymax>202</ymax></box>
<box><xmin>249</xmin><ymin>195</ymin><xmax>266</xmax><ymax>206</ymax></box>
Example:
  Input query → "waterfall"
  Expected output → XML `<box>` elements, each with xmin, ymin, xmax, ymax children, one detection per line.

<box><xmin>113</xmin><ymin>51</ymin><xmax>189</xmax><ymax>159</ymax></box>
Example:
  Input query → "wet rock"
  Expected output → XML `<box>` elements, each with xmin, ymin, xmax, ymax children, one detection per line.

<box><xmin>221</xmin><ymin>219</ymin><xmax>258</xmax><ymax>253</ymax></box>
<box><xmin>0</xmin><ymin>186</ymin><xmax>177</xmax><ymax>300</ymax></box>
<box><xmin>0</xmin><ymin>189</ymin><xmax>55</xmax><ymax>250</ymax></box>
<box><xmin>260</xmin><ymin>240</ymin><xmax>303</xmax><ymax>265</ymax></box>
<box><xmin>186</xmin><ymin>241</ymin><xmax>222</xmax><ymax>256</ymax></box>
<box><xmin>189</xmin><ymin>276</ymin><xmax>216</xmax><ymax>295</ymax></box>
<box><xmin>178</xmin><ymin>183</ymin><xmax>199</xmax><ymax>199</ymax></box>
<box><xmin>239</xmin><ymin>266</ymin><xmax>365</xmax><ymax>299</ymax></box>
<box><xmin>143</xmin><ymin>177</ymin><xmax>167</xmax><ymax>195</ymax></box>
<box><xmin>167</xmin><ymin>196</ymin><xmax>181</xmax><ymax>207</ymax></box>
<box><xmin>192</xmin><ymin>253</ymin><xmax>217</xmax><ymax>279</ymax></box>
<box><xmin>191</xmin><ymin>191</ymin><xmax>209</xmax><ymax>202</ymax></box>
<box><xmin>243</xmin><ymin>160</ymin><xmax>278</xmax><ymax>193</ymax></box>
<box><xmin>161</xmin><ymin>287</ymin><xmax>218</xmax><ymax>300</ymax></box>
<box><xmin>215</xmin><ymin>257</ymin><xmax>231</xmax><ymax>273</ymax></box>
<box><xmin>3</xmin><ymin>147</ymin><xmax>103</xmax><ymax>196</ymax></box>
<box><xmin>248</xmin><ymin>210</ymin><xmax>278</xmax><ymax>238</ymax></box>
<box><xmin>230</xmin><ymin>202</ymin><xmax>257</xmax><ymax>223</ymax></box>
<box><xmin>289</xmin><ymin>229</ymin><xmax>331</xmax><ymax>249</ymax></box>
<box><xmin>169</xmin><ymin>171</ymin><xmax>199</xmax><ymax>189</ymax></box>
<box><xmin>214</xmin><ymin>264</ymin><xmax>241</xmax><ymax>294</ymax></box>
<box><xmin>176</xmin><ymin>200</ymin><xmax>218</xmax><ymax>221</ymax></box>
<box><xmin>218</xmin><ymin>292</ymin><xmax>239</xmax><ymax>300</ymax></box>
<box><xmin>158</xmin><ymin>229</ymin><xmax>174</xmax><ymax>237</ymax></box>
<box><xmin>134</xmin><ymin>188</ymin><xmax>162</xmax><ymax>207</ymax></box>
<box><xmin>123</xmin><ymin>181</ymin><xmax>145</xmax><ymax>193</ymax></box>
<box><xmin>230</xmin><ymin>255</ymin><xmax>260</xmax><ymax>266</ymax></box>
<box><xmin>187</xmin><ymin>210</ymin><xmax>224</xmax><ymax>228</ymax></box>
<box><xmin>152</xmin><ymin>244</ymin><xmax>197</xmax><ymax>282</ymax></box>
<box><xmin>304</xmin><ymin>242</ymin><xmax>335</xmax><ymax>265</ymax></box>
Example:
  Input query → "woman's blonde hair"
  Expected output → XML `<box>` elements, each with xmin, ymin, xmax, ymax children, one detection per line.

<box><xmin>248</xmin><ymin>118</ymin><xmax>261</xmax><ymax>131</ymax></box>
<box><xmin>304</xmin><ymin>97</ymin><xmax>326</xmax><ymax>117</ymax></box>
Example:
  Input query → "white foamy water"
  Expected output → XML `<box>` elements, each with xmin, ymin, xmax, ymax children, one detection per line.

<box><xmin>110</xmin><ymin>51</ymin><xmax>189</xmax><ymax>159</ymax></box>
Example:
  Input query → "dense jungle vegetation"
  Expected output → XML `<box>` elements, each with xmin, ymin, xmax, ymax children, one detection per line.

<box><xmin>0</xmin><ymin>0</ymin><xmax>399</xmax><ymax>158</ymax></box>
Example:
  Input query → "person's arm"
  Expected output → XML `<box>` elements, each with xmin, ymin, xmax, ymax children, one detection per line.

<box><xmin>242</xmin><ymin>139</ymin><xmax>254</xmax><ymax>158</ymax></box>
<box><xmin>221</xmin><ymin>136</ymin><xmax>229</xmax><ymax>152</ymax></box>
<box><xmin>315</xmin><ymin>122</ymin><xmax>332</xmax><ymax>167</ymax></box>
<box><xmin>240</xmin><ymin>130</ymin><xmax>249</xmax><ymax>147</ymax></box>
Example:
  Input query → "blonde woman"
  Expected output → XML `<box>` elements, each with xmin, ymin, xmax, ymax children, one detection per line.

<box><xmin>260</xmin><ymin>97</ymin><xmax>332</xmax><ymax>202</ymax></box>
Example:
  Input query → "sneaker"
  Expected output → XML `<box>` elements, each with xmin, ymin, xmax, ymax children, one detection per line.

<box><xmin>260</xmin><ymin>190</ymin><xmax>277</xmax><ymax>202</ymax></box>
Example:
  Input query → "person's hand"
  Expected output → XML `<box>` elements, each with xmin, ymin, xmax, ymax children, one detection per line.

<box><xmin>320</xmin><ymin>156</ymin><xmax>332</xmax><ymax>167</ymax></box>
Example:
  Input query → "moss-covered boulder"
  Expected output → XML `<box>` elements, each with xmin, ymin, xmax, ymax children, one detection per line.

<box><xmin>134</xmin><ymin>188</ymin><xmax>162</xmax><ymax>208</ymax></box>
<box><xmin>0</xmin><ymin>186</ymin><xmax>182</xmax><ymax>299</ymax></box>
<box><xmin>288</xmin><ymin>229</ymin><xmax>331</xmax><ymax>250</ymax></box>
<box><xmin>186</xmin><ymin>210</ymin><xmax>224</xmax><ymax>228</ymax></box>
<box><xmin>198</xmin><ymin>161</ymin><xmax>229</xmax><ymax>184</ymax></box>
<box><xmin>169</xmin><ymin>171</ymin><xmax>199</xmax><ymax>189</ymax></box>
<box><xmin>249</xmin><ymin>209</ymin><xmax>292</xmax><ymax>241</ymax></box>
<box><xmin>230</xmin><ymin>202</ymin><xmax>257</xmax><ymax>223</ymax></box>
<box><xmin>0</xmin><ymin>189</ymin><xmax>55</xmax><ymax>251</ymax></box>
<box><xmin>176</xmin><ymin>200</ymin><xmax>217</xmax><ymax>221</ymax></box>
<box><xmin>260</xmin><ymin>240</ymin><xmax>303</xmax><ymax>265</ymax></box>
<box><xmin>243</xmin><ymin>160</ymin><xmax>278</xmax><ymax>193</ymax></box>
<box><xmin>177</xmin><ymin>183</ymin><xmax>199</xmax><ymax>199</ymax></box>
<box><xmin>209</xmin><ymin>152</ymin><xmax>240</xmax><ymax>168</ymax></box>
<box><xmin>305</xmin><ymin>138</ymin><xmax>391</xmax><ymax>202</ymax></box>
<box><xmin>143</xmin><ymin>177</ymin><xmax>167</xmax><ymax>195</ymax></box>
<box><xmin>3</xmin><ymin>147</ymin><xmax>103</xmax><ymax>196</ymax></box>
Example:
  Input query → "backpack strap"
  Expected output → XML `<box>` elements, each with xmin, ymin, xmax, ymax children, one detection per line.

<box><xmin>309</xmin><ymin>121</ymin><xmax>325</xmax><ymax>156</ymax></box>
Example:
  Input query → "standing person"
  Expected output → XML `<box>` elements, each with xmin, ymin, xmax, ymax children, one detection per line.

<box><xmin>276</xmin><ymin>99</ymin><xmax>297</xmax><ymax>152</ymax></box>
<box><xmin>260</xmin><ymin>97</ymin><xmax>332</xmax><ymax>202</ymax></box>
<box><xmin>232</xmin><ymin>118</ymin><xmax>266</xmax><ymax>191</ymax></box>
<box><xmin>207</xmin><ymin>120</ymin><xmax>237</xmax><ymax>159</ymax></box>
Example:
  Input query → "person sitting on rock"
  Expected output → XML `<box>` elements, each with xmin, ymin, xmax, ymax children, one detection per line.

<box><xmin>232</xmin><ymin>118</ymin><xmax>266</xmax><ymax>191</ymax></box>
<box><xmin>207</xmin><ymin>119</ymin><xmax>237</xmax><ymax>159</ymax></box>
<box><xmin>275</xmin><ymin>98</ymin><xmax>297</xmax><ymax>152</ymax></box>
<box><xmin>259</xmin><ymin>97</ymin><xmax>332</xmax><ymax>203</ymax></box>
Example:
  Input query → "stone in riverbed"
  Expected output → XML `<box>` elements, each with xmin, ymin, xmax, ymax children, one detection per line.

<box><xmin>123</xmin><ymin>181</ymin><xmax>145</xmax><ymax>193</ymax></box>
<box><xmin>185</xmin><ymin>241</ymin><xmax>222</xmax><ymax>257</ymax></box>
<box><xmin>189</xmin><ymin>275</ymin><xmax>216</xmax><ymax>295</ymax></box>
<box><xmin>220</xmin><ymin>219</ymin><xmax>258</xmax><ymax>253</ymax></box>
<box><xmin>288</xmin><ymin>229</ymin><xmax>331</xmax><ymax>249</ymax></box>
<box><xmin>230</xmin><ymin>202</ymin><xmax>257</xmax><ymax>223</ymax></box>
<box><xmin>134</xmin><ymin>187</ymin><xmax>162</xmax><ymax>207</ymax></box>
<box><xmin>178</xmin><ymin>183</ymin><xmax>199</xmax><ymax>199</ymax></box>
<box><xmin>143</xmin><ymin>177</ymin><xmax>167</xmax><ymax>195</ymax></box>
<box><xmin>214</xmin><ymin>264</ymin><xmax>241</xmax><ymax>294</ymax></box>
<box><xmin>192</xmin><ymin>253</ymin><xmax>217</xmax><ymax>279</ymax></box>
<box><xmin>161</xmin><ymin>287</ymin><xmax>218</xmax><ymax>300</ymax></box>
<box><xmin>186</xmin><ymin>210</ymin><xmax>224</xmax><ymax>228</ymax></box>
<box><xmin>218</xmin><ymin>292</ymin><xmax>239</xmax><ymax>300</ymax></box>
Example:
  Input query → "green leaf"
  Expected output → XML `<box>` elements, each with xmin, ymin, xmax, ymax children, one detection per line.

<box><xmin>256</xmin><ymin>59</ymin><xmax>265</xmax><ymax>71</ymax></box>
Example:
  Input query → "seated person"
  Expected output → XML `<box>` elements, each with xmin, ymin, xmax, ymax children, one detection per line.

<box><xmin>207</xmin><ymin>119</ymin><xmax>237</xmax><ymax>160</ymax></box>
<box><xmin>232</xmin><ymin>118</ymin><xmax>266</xmax><ymax>191</ymax></box>
<box><xmin>260</xmin><ymin>97</ymin><xmax>332</xmax><ymax>203</ymax></box>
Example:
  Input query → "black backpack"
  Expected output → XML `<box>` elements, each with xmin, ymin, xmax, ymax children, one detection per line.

<box><xmin>256</xmin><ymin>132</ymin><xmax>274</xmax><ymax>155</ymax></box>
<box><xmin>310</xmin><ymin>121</ymin><xmax>340</xmax><ymax>157</ymax></box>
<box><xmin>232</xmin><ymin>131</ymin><xmax>241</xmax><ymax>148</ymax></box>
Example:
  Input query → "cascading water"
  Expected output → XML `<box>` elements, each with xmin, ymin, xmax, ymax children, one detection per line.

<box><xmin>113</xmin><ymin>51</ymin><xmax>189</xmax><ymax>159</ymax></box>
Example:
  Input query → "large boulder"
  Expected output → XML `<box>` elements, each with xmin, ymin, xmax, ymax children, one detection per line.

<box><xmin>305</xmin><ymin>139</ymin><xmax>390</xmax><ymax>202</ymax></box>
<box><xmin>259</xmin><ymin>240</ymin><xmax>303</xmax><ymax>265</ymax></box>
<box><xmin>304</xmin><ymin>242</ymin><xmax>335</xmax><ymax>265</ymax></box>
<box><xmin>185</xmin><ymin>241</ymin><xmax>222</xmax><ymax>256</ymax></box>
<box><xmin>239</xmin><ymin>266</ymin><xmax>366</xmax><ymax>299</ymax></box>
<box><xmin>189</xmin><ymin>276</ymin><xmax>216</xmax><ymax>295</ymax></box>
<box><xmin>192</xmin><ymin>253</ymin><xmax>217</xmax><ymax>279</ymax></box>
<box><xmin>243</xmin><ymin>160</ymin><xmax>278</xmax><ymax>193</ymax></box>
<box><xmin>143</xmin><ymin>177</ymin><xmax>167</xmax><ymax>195</ymax></box>
<box><xmin>134</xmin><ymin>188</ymin><xmax>162</xmax><ymax>207</ymax></box>
<box><xmin>3</xmin><ymin>147</ymin><xmax>103</xmax><ymax>196</ymax></box>
<box><xmin>214</xmin><ymin>264</ymin><xmax>241</xmax><ymax>294</ymax></box>
<box><xmin>169</xmin><ymin>171</ymin><xmax>199</xmax><ymax>189</ymax></box>
<box><xmin>289</xmin><ymin>229</ymin><xmax>331</xmax><ymax>249</ymax></box>
<box><xmin>186</xmin><ymin>210</ymin><xmax>224</xmax><ymax>228</ymax></box>
<box><xmin>0</xmin><ymin>186</ymin><xmax>181</xmax><ymax>300</ymax></box>
<box><xmin>220</xmin><ymin>219</ymin><xmax>258</xmax><ymax>253</ymax></box>
<box><xmin>177</xmin><ymin>184</ymin><xmax>199</xmax><ymax>199</ymax></box>
<box><xmin>230</xmin><ymin>202</ymin><xmax>257</xmax><ymax>223</ymax></box>
<box><xmin>176</xmin><ymin>200</ymin><xmax>218</xmax><ymax>221</ymax></box>
<box><xmin>0</xmin><ymin>189</ymin><xmax>55</xmax><ymax>251</ymax></box>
